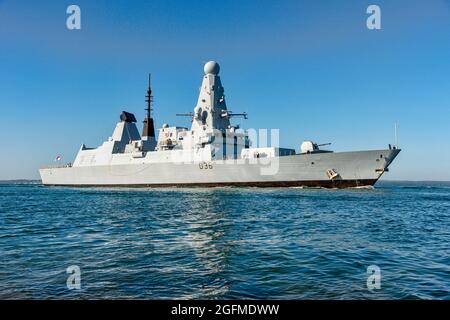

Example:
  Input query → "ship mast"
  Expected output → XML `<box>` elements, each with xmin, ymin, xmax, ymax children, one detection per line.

<box><xmin>142</xmin><ymin>73</ymin><xmax>155</xmax><ymax>138</ymax></box>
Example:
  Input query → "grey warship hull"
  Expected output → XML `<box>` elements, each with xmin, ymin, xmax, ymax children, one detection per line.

<box><xmin>39</xmin><ymin>61</ymin><xmax>401</xmax><ymax>187</ymax></box>
<box><xmin>40</xmin><ymin>149</ymin><xmax>400</xmax><ymax>188</ymax></box>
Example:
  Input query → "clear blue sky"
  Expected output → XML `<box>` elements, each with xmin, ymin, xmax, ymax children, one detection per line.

<box><xmin>0</xmin><ymin>0</ymin><xmax>449</xmax><ymax>180</ymax></box>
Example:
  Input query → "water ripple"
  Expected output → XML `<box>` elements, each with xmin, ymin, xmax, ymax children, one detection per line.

<box><xmin>0</xmin><ymin>181</ymin><xmax>449</xmax><ymax>299</ymax></box>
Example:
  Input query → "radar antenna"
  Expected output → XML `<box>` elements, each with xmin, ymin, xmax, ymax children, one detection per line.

<box><xmin>221</xmin><ymin>111</ymin><xmax>248</xmax><ymax>120</ymax></box>
<box><xmin>394</xmin><ymin>122</ymin><xmax>399</xmax><ymax>148</ymax></box>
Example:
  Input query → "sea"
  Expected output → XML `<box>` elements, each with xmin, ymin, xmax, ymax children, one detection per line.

<box><xmin>0</xmin><ymin>181</ymin><xmax>448</xmax><ymax>299</ymax></box>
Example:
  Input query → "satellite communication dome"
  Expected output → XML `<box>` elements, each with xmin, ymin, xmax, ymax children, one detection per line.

<box><xmin>204</xmin><ymin>61</ymin><xmax>220</xmax><ymax>75</ymax></box>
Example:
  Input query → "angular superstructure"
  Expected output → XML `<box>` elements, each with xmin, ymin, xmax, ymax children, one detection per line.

<box><xmin>39</xmin><ymin>61</ymin><xmax>400</xmax><ymax>188</ymax></box>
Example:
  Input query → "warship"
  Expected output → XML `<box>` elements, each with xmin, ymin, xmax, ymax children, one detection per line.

<box><xmin>40</xmin><ymin>61</ymin><xmax>400</xmax><ymax>188</ymax></box>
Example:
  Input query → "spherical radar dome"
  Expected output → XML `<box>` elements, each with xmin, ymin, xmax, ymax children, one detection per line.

<box><xmin>204</xmin><ymin>61</ymin><xmax>220</xmax><ymax>75</ymax></box>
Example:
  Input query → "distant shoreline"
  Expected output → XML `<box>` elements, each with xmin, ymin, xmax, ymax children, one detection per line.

<box><xmin>0</xmin><ymin>179</ymin><xmax>42</xmax><ymax>184</ymax></box>
<box><xmin>1</xmin><ymin>179</ymin><xmax>450</xmax><ymax>184</ymax></box>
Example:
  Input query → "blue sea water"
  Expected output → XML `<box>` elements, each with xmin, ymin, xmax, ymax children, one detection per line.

<box><xmin>0</xmin><ymin>181</ymin><xmax>449</xmax><ymax>299</ymax></box>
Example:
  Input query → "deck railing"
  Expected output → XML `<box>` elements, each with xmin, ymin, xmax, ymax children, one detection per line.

<box><xmin>40</xmin><ymin>163</ymin><xmax>73</xmax><ymax>169</ymax></box>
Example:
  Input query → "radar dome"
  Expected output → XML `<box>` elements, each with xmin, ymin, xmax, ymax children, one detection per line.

<box><xmin>204</xmin><ymin>61</ymin><xmax>220</xmax><ymax>75</ymax></box>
